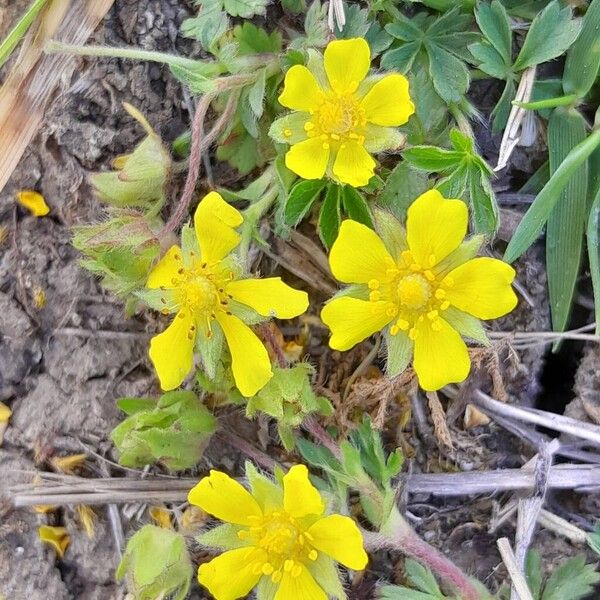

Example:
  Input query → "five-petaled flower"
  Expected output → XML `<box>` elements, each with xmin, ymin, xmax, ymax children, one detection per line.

<box><xmin>188</xmin><ymin>464</ymin><xmax>368</xmax><ymax>600</ymax></box>
<box><xmin>321</xmin><ymin>190</ymin><xmax>518</xmax><ymax>391</ymax></box>
<box><xmin>145</xmin><ymin>192</ymin><xmax>308</xmax><ymax>397</ymax></box>
<box><xmin>269</xmin><ymin>38</ymin><xmax>415</xmax><ymax>188</ymax></box>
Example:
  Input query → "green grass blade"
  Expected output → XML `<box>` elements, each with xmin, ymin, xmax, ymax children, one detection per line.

<box><xmin>563</xmin><ymin>0</ymin><xmax>600</xmax><ymax>98</ymax></box>
<box><xmin>588</xmin><ymin>185</ymin><xmax>600</xmax><ymax>334</ymax></box>
<box><xmin>504</xmin><ymin>127</ymin><xmax>600</xmax><ymax>263</ymax></box>
<box><xmin>547</xmin><ymin>108</ymin><xmax>588</xmax><ymax>338</ymax></box>
<box><xmin>0</xmin><ymin>0</ymin><xmax>50</xmax><ymax>70</ymax></box>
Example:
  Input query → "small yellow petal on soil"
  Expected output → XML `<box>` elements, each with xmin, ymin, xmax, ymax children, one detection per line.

<box><xmin>38</xmin><ymin>526</ymin><xmax>70</xmax><ymax>558</ymax></box>
<box><xmin>51</xmin><ymin>453</ymin><xmax>87</xmax><ymax>474</ymax></box>
<box><xmin>76</xmin><ymin>505</ymin><xmax>97</xmax><ymax>538</ymax></box>
<box><xmin>16</xmin><ymin>190</ymin><xmax>50</xmax><ymax>217</ymax></box>
<box><xmin>33</xmin><ymin>287</ymin><xmax>46</xmax><ymax>309</ymax></box>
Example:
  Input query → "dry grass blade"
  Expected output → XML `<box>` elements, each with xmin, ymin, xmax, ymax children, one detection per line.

<box><xmin>0</xmin><ymin>0</ymin><xmax>115</xmax><ymax>194</ymax></box>
<box><xmin>497</xmin><ymin>537</ymin><xmax>535</xmax><ymax>600</ymax></box>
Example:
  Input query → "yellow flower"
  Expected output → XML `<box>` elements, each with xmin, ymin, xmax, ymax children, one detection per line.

<box><xmin>146</xmin><ymin>192</ymin><xmax>309</xmax><ymax>397</ymax></box>
<box><xmin>16</xmin><ymin>190</ymin><xmax>50</xmax><ymax>216</ymax></box>
<box><xmin>188</xmin><ymin>465</ymin><xmax>368</xmax><ymax>600</ymax></box>
<box><xmin>270</xmin><ymin>38</ymin><xmax>415</xmax><ymax>188</ymax></box>
<box><xmin>321</xmin><ymin>190</ymin><xmax>518</xmax><ymax>391</ymax></box>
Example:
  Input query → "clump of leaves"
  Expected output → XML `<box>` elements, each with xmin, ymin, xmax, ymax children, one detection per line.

<box><xmin>379</xmin><ymin>558</ymin><xmax>455</xmax><ymax>599</ymax></box>
<box><xmin>523</xmin><ymin>550</ymin><xmax>600</xmax><ymax>600</ymax></box>
<box><xmin>116</xmin><ymin>525</ymin><xmax>193</xmax><ymax>600</ymax></box>
<box><xmin>111</xmin><ymin>390</ymin><xmax>216</xmax><ymax>471</ymax></box>
<box><xmin>470</xmin><ymin>0</ymin><xmax>581</xmax><ymax>131</ymax></box>
<box><xmin>403</xmin><ymin>128</ymin><xmax>498</xmax><ymax>235</ymax></box>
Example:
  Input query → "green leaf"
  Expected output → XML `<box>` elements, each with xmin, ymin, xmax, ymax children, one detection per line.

<box><xmin>379</xmin><ymin>585</ymin><xmax>439</xmax><ymax>599</ymax></box>
<box><xmin>284</xmin><ymin>180</ymin><xmax>326</xmax><ymax>226</ymax></box>
<box><xmin>427</xmin><ymin>42</ymin><xmax>470</xmax><ymax>103</ymax></box>
<box><xmin>406</xmin><ymin>559</ymin><xmax>443</xmax><ymax>596</ymax></box>
<box><xmin>492</xmin><ymin>78</ymin><xmax>516</xmax><ymax>133</ymax></box>
<box><xmin>222</xmin><ymin>0</ymin><xmax>267</xmax><ymax>18</ymax></box>
<box><xmin>546</xmin><ymin>109</ymin><xmax>588</xmax><ymax>336</ymax></box>
<box><xmin>588</xmin><ymin>183</ymin><xmax>600</xmax><ymax>334</ymax></box>
<box><xmin>402</xmin><ymin>146</ymin><xmax>464</xmax><ymax>171</ymax></box>
<box><xmin>334</xmin><ymin>3</ymin><xmax>369</xmax><ymax>38</ymax></box>
<box><xmin>525</xmin><ymin>550</ymin><xmax>543</xmax><ymax>600</ymax></box>
<box><xmin>380</xmin><ymin>42</ymin><xmax>421</xmax><ymax>73</ymax></box>
<box><xmin>318</xmin><ymin>184</ymin><xmax>342</xmax><ymax>248</ymax></box>
<box><xmin>541</xmin><ymin>555</ymin><xmax>600</xmax><ymax>600</ymax></box>
<box><xmin>341</xmin><ymin>186</ymin><xmax>373</xmax><ymax>227</ymax></box>
<box><xmin>475</xmin><ymin>0</ymin><xmax>512</xmax><ymax>65</ymax></box>
<box><xmin>469</xmin><ymin>42</ymin><xmax>511</xmax><ymax>79</ymax></box>
<box><xmin>563</xmin><ymin>0</ymin><xmax>600</xmax><ymax>98</ymax></box>
<box><xmin>233</xmin><ymin>22</ymin><xmax>282</xmax><ymax>54</ymax></box>
<box><xmin>378</xmin><ymin>162</ymin><xmax>429</xmax><ymax>220</ymax></box>
<box><xmin>385</xmin><ymin>16</ymin><xmax>422</xmax><ymax>42</ymax></box>
<box><xmin>468</xmin><ymin>168</ymin><xmax>499</xmax><ymax>235</ymax></box>
<box><xmin>504</xmin><ymin>125</ymin><xmax>600</xmax><ymax>263</ymax></box>
<box><xmin>513</xmin><ymin>0</ymin><xmax>582</xmax><ymax>71</ymax></box>
<box><xmin>248</xmin><ymin>69</ymin><xmax>266</xmax><ymax>119</ymax></box>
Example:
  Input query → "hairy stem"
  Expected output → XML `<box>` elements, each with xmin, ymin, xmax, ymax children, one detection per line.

<box><xmin>364</xmin><ymin>509</ymin><xmax>482</xmax><ymax>600</ymax></box>
<box><xmin>302</xmin><ymin>416</ymin><xmax>343</xmax><ymax>461</ymax></box>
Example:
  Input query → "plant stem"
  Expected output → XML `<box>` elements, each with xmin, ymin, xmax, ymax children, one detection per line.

<box><xmin>365</xmin><ymin>508</ymin><xmax>482</xmax><ymax>600</ymax></box>
<box><xmin>239</xmin><ymin>186</ymin><xmax>278</xmax><ymax>266</ymax></box>
<box><xmin>302</xmin><ymin>416</ymin><xmax>343</xmax><ymax>461</ymax></box>
<box><xmin>45</xmin><ymin>39</ymin><xmax>202</xmax><ymax>71</ymax></box>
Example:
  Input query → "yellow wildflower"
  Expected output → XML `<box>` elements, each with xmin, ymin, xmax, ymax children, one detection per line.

<box><xmin>146</xmin><ymin>192</ymin><xmax>309</xmax><ymax>396</ymax></box>
<box><xmin>188</xmin><ymin>465</ymin><xmax>368</xmax><ymax>600</ymax></box>
<box><xmin>270</xmin><ymin>38</ymin><xmax>415</xmax><ymax>188</ymax></box>
<box><xmin>38</xmin><ymin>525</ymin><xmax>70</xmax><ymax>558</ymax></box>
<box><xmin>149</xmin><ymin>505</ymin><xmax>173</xmax><ymax>529</ymax></box>
<box><xmin>16</xmin><ymin>190</ymin><xmax>50</xmax><ymax>217</ymax></box>
<box><xmin>321</xmin><ymin>190</ymin><xmax>518</xmax><ymax>391</ymax></box>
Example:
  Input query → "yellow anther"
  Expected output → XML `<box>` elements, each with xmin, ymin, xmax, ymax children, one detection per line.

<box><xmin>390</xmin><ymin>325</ymin><xmax>399</xmax><ymax>336</ymax></box>
<box><xmin>427</xmin><ymin>310</ymin><xmax>439</xmax><ymax>321</ymax></box>
<box><xmin>443</xmin><ymin>276</ymin><xmax>455</xmax><ymax>288</ymax></box>
<box><xmin>304</xmin><ymin>532</ymin><xmax>314</xmax><ymax>541</ymax></box>
<box><xmin>368</xmin><ymin>279</ymin><xmax>380</xmax><ymax>290</ymax></box>
<box><xmin>435</xmin><ymin>289</ymin><xmax>446</xmax><ymax>300</ymax></box>
<box><xmin>424</xmin><ymin>270</ymin><xmax>435</xmax><ymax>281</ymax></box>
<box><xmin>291</xmin><ymin>565</ymin><xmax>303</xmax><ymax>578</ymax></box>
<box><xmin>428</xmin><ymin>254</ymin><xmax>437</xmax><ymax>267</ymax></box>
<box><xmin>262</xmin><ymin>563</ymin><xmax>274</xmax><ymax>575</ymax></box>
<box><xmin>284</xmin><ymin>129</ymin><xmax>292</xmax><ymax>137</ymax></box>
<box><xmin>284</xmin><ymin>560</ymin><xmax>294</xmax><ymax>573</ymax></box>
<box><xmin>369</xmin><ymin>290</ymin><xmax>381</xmax><ymax>302</ymax></box>
<box><xmin>272</xmin><ymin>571</ymin><xmax>282</xmax><ymax>583</ymax></box>
<box><xmin>304</xmin><ymin>122</ymin><xmax>315</xmax><ymax>131</ymax></box>
<box><xmin>331</xmin><ymin>133</ymin><xmax>340</xmax><ymax>140</ymax></box>
<box><xmin>408</xmin><ymin>327</ymin><xmax>419</xmax><ymax>340</ymax></box>
<box><xmin>397</xmin><ymin>319</ymin><xmax>410</xmax><ymax>330</ymax></box>
<box><xmin>237</xmin><ymin>530</ymin><xmax>249</xmax><ymax>540</ymax></box>
<box><xmin>386</xmin><ymin>305</ymin><xmax>399</xmax><ymax>318</ymax></box>
<box><xmin>401</xmin><ymin>250</ymin><xmax>413</xmax><ymax>265</ymax></box>
<box><xmin>308</xmin><ymin>549</ymin><xmax>318</xmax><ymax>561</ymax></box>
<box><xmin>440</xmin><ymin>300</ymin><xmax>450</xmax><ymax>310</ymax></box>
<box><xmin>410</xmin><ymin>263</ymin><xmax>422</xmax><ymax>272</ymax></box>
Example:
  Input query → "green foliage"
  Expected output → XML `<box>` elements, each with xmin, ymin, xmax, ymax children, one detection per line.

<box><xmin>72</xmin><ymin>211</ymin><xmax>161</xmax><ymax>306</ymax></box>
<box><xmin>382</xmin><ymin>8</ymin><xmax>479</xmax><ymax>104</ymax></box>
<box><xmin>297</xmin><ymin>416</ymin><xmax>403</xmax><ymax>527</ymax></box>
<box><xmin>246</xmin><ymin>364</ymin><xmax>333</xmax><ymax>451</ymax></box>
<box><xmin>380</xmin><ymin>559</ymin><xmax>452</xmax><ymax>599</ymax></box>
<box><xmin>470</xmin><ymin>0</ymin><xmax>581</xmax><ymax>131</ymax></box>
<box><xmin>377</xmin><ymin>162</ymin><xmax>429</xmax><ymax>220</ymax></box>
<box><xmin>403</xmin><ymin>128</ymin><xmax>498</xmax><ymax>235</ymax></box>
<box><xmin>116</xmin><ymin>525</ymin><xmax>193</xmax><ymax>600</ymax></box>
<box><xmin>111</xmin><ymin>391</ymin><xmax>217</xmax><ymax>471</ymax></box>
<box><xmin>524</xmin><ymin>550</ymin><xmax>600</xmax><ymax>600</ymax></box>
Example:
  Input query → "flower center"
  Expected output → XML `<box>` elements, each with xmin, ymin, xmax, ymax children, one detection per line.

<box><xmin>239</xmin><ymin>512</ymin><xmax>318</xmax><ymax>583</ymax></box>
<box><xmin>397</xmin><ymin>274</ymin><xmax>431</xmax><ymax>310</ymax></box>
<box><xmin>305</xmin><ymin>92</ymin><xmax>367</xmax><ymax>146</ymax></box>
<box><xmin>181</xmin><ymin>277</ymin><xmax>217</xmax><ymax>313</ymax></box>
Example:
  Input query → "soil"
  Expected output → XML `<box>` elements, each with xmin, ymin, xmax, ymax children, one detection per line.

<box><xmin>0</xmin><ymin>2</ymin><xmax>599</xmax><ymax>600</ymax></box>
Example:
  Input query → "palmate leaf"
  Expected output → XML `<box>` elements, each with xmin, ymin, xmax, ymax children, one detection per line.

<box><xmin>541</xmin><ymin>555</ymin><xmax>600</xmax><ymax>600</ymax></box>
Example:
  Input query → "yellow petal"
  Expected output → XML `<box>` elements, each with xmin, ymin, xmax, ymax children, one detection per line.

<box><xmin>149</xmin><ymin>309</ymin><xmax>196</xmax><ymax>391</ymax></box>
<box><xmin>444</xmin><ymin>257</ymin><xmax>518</xmax><ymax>320</ymax></box>
<box><xmin>283</xmin><ymin>464</ymin><xmax>324</xmax><ymax>518</ymax></box>
<box><xmin>412</xmin><ymin>317</ymin><xmax>470</xmax><ymax>391</ymax></box>
<box><xmin>194</xmin><ymin>192</ymin><xmax>243</xmax><ymax>264</ymax></box>
<box><xmin>76</xmin><ymin>505</ymin><xmax>97</xmax><ymax>539</ymax></box>
<box><xmin>16</xmin><ymin>190</ymin><xmax>50</xmax><ymax>216</ymax></box>
<box><xmin>279</xmin><ymin>65</ymin><xmax>324</xmax><ymax>112</ymax></box>
<box><xmin>216</xmin><ymin>312</ymin><xmax>272</xmax><ymax>397</ymax></box>
<box><xmin>329</xmin><ymin>220</ymin><xmax>395</xmax><ymax>284</ymax></box>
<box><xmin>274</xmin><ymin>564</ymin><xmax>328</xmax><ymax>600</ymax></box>
<box><xmin>324</xmin><ymin>38</ymin><xmax>370</xmax><ymax>94</ymax></box>
<box><xmin>361</xmin><ymin>74</ymin><xmax>415</xmax><ymax>127</ymax></box>
<box><xmin>285</xmin><ymin>138</ymin><xmax>330</xmax><ymax>181</ymax></box>
<box><xmin>227</xmin><ymin>278</ymin><xmax>309</xmax><ymax>319</ymax></box>
<box><xmin>198</xmin><ymin>548</ymin><xmax>263</xmax><ymax>600</ymax></box>
<box><xmin>38</xmin><ymin>526</ymin><xmax>69</xmax><ymax>558</ymax></box>
<box><xmin>188</xmin><ymin>470</ymin><xmax>263</xmax><ymax>525</ymax></box>
<box><xmin>406</xmin><ymin>190</ymin><xmax>468</xmax><ymax>268</ymax></box>
<box><xmin>307</xmin><ymin>515</ymin><xmax>368</xmax><ymax>570</ymax></box>
<box><xmin>147</xmin><ymin>245</ymin><xmax>184</xmax><ymax>289</ymax></box>
<box><xmin>321</xmin><ymin>297</ymin><xmax>393</xmax><ymax>351</ymax></box>
<box><xmin>50</xmin><ymin>453</ymin><xmax>87</xmax><ymax>474</ymax></box>
<box><xmin>332</xmin><ymin>142</ymin><xmax>376</xmax><ymax>188</ymax></box>
<box><xmin>0</xmin><ymin>401</ymin><xmax>12</xmax><ymax>423</ymax></box>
